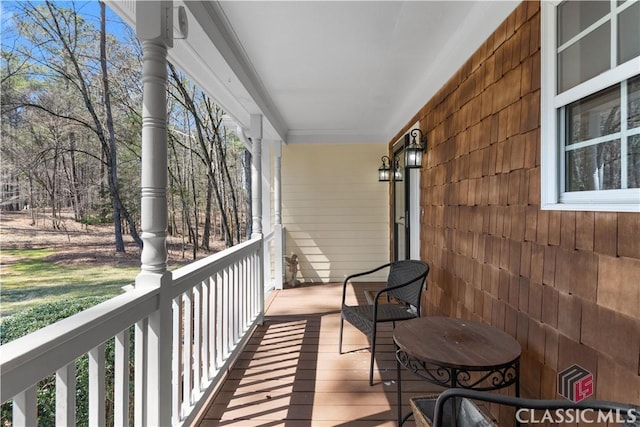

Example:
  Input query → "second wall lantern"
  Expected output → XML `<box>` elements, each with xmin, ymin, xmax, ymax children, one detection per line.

<box><xmin>405</xmin><ymin>128</ymin><xmax>427</xmax><ymax>168</ymax></box>
<box><xmin>378</xmin><ymin>156</ymin><xmax>402</xmax><ymax>182</ymax></box>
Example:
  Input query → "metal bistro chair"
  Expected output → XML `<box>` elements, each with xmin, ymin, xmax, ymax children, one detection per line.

<box><xmin>339</xmin><ymin>260</ymin><xmax>429</xmax><ymax>385</ymax></box>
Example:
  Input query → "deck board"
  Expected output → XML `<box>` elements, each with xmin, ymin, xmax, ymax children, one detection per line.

<box><xmin>194</xmin><ymin>282</ymin><xmax>443</xmax><ymax>426</ymax></box>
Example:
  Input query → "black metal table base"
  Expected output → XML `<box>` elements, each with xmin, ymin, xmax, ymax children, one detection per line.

<box><xmin>396</xmin><ymin>349</ymin><xmax>520</xmax><ymax>426</ymax></box>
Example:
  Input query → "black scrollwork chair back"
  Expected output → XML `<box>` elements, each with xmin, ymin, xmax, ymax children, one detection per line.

<box><xmin>339</xmin><ymin>260</ymin><xmax>429</xmax><ymax>385</ymax></box>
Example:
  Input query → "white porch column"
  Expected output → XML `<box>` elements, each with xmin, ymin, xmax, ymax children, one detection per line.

<box><xmin>274</xmin><ymin>142</ymin><xmax>282</xmax><ymax>227</ymax></box>
<box><xmin>135</xmin><ymin>2</ymin><xmax>173</xmax><ymax>425</ymax></box>
<box><xmin>251</xmin><ymin>115</ymin><xmax>263</xmax><ymax>238</ymax></box>
<box><xmin>138</xmin><ymin>42</ymin><xmax>169</xmax><ymax>275</ymax></box>
<box><xmin>261</xmin><ymin>142</ymin><xmax>272</xmax><ymax>236</ymax></box>
<box><xmin>274</xmin><ymin>142</ymin><xmax>284</xmax><ymax>289</ymax></box>
<box><xmin>137</xmin><ymin>3</ymin><xmax>172</xmax><ymax>275</ymax></box>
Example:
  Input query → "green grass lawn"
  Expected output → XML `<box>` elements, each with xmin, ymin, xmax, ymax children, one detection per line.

<box><xmin>0</xmin><ymin>249</ymin><xmax>139</xmax><ymax>317</ymax></box>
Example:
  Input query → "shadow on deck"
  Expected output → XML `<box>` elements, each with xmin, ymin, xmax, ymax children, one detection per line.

<box><xmin>195</xmin><ymin>282</ymin><xmax>442</xmax><ymax>426</ymax></box>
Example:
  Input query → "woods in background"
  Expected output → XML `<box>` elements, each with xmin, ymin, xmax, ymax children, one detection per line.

<box><xmin>1</xmin><ymin>1</ymin><xmax>250</xmax><ymax>257</ymax></box>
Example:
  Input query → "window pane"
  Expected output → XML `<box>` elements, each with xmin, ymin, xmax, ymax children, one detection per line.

<box><xmin>629</xmin><ymin>135</ymin><xmax>640</xmax><ymax>188</ymax></box>
<box><xmin>566</xmin><ymin>140</ymin><xmax>621</xmax><ymax>191</ymax></box>
<box><xmin>558</xmin><ymin>1</ymin><xmax>610</xmax><ymax>46</ymax></box>
<box><xmin>558</xmin><ymin>23</ymin><xmax>610</xmax><ymax>92</ymax></box>
<box><xmin>618</xmin><ymin>2</ymin><xmax>640</xmax><ymax>65</ymax></box>
<box><xmin>628</xmin><ymin>75</ymin><xmax>640</xmax><ymax>130</ymax></box>
<box><xmin>566</xmin><ymin>84</ymin><xmax>620</xmax><ymax>145</ymax></box>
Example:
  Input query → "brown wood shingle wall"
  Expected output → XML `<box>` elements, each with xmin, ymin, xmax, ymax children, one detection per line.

<box><xmin>393</xmin><ymin>0</ymin><xmax>640</xmax><ymax>420</ymax></box>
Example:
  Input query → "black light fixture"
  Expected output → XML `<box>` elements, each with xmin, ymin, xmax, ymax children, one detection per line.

<box><xmin>405</xmin><ymin>128</ymin><xmax>427</xmax><ymax>168</ymax></box>
<box><xmin>378</xmin><ymin>156</ymin><xmax>391</xmax><ymax>182</ymax></box>
<box><xmin>378</xmin><ymin>156</ymin><xmax>402</xmax><ymax>182</ymax></box>
<box><xmin>394</xmin><ymin>161</ymin><xmax>403</xmax><ymax>182</ymax></box>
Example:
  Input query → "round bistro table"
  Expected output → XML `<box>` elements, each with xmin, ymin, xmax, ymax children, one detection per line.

<box><xmin>394</xmin><ymin>316</ymin><xmax>521</xmax><ymax>425</ymax></box>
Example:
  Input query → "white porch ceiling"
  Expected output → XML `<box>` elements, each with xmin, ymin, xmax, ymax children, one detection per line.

<box><xmin>111</xmin><ymin>0</ymin><xmax>520</xmax><ymax>144</ymax></box>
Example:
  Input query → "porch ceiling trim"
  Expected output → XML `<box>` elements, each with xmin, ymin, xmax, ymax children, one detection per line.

<box><xmin>108</xmin><ymin>0</ymin><xmax>520</xmax><ymax>145</ymax></box>
<box><xmin>106</xmin><ymin>0</ymin><xmax>286</xmax><ymax>142</ymax></box>
<box><xmin>186</xmin><ymin>1</ymin><xmax>288</xmax><ymax>142</ymax></box>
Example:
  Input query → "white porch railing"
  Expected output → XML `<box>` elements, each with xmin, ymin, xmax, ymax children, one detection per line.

<box><xmin>0</xmin><ymin>237</ymin><xmax>265</xmax><ymax>426</ymax></box>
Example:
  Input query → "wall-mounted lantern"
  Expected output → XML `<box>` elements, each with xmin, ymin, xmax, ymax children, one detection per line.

<box><xmin>405</xmin><ymin>128</ymin><xmax>427</xmax><ymax>169</ymax></box>
<box><xmin>378</xmin><ymin>156</ymin><xmax>402</xmax><ymax>182</ymax></box>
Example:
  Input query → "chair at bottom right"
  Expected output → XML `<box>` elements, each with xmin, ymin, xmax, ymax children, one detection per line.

<box><xmin>410</xmin><ymin>388</ymin><xmax>639</xmax><ymax>427</ymax></box>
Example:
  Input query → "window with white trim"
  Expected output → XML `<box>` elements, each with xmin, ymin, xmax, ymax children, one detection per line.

<box><xmin>541</xmin><ymin>0</ymin><xmax>640</xmax><ymax>212</ymax></box>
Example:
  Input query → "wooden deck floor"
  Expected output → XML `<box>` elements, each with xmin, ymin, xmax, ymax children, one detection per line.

<box><xmin>195</xmin><ymin>282</ymin><xmax>443</xmax><ymax>427</ymax></box>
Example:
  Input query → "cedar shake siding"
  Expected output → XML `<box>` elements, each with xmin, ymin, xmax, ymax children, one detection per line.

<box><xmin>391</xmin><ymin>0</ymin><xmax>640</xmax><ymax>421</ymax></box>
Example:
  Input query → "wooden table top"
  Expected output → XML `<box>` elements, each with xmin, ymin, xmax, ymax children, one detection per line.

<box><xmin>393</xmin><ymin>317</ymin><xmax>521</xmax><ymax>370</ymax></box>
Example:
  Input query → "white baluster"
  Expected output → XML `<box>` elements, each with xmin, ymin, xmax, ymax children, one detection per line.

<box><xmin>56</xmin><ymin>361</ymin><xmax>76</xmax><ymax>426</ymax></box>
<box><xmin>89</xmin><ymin>343</ymin><xmax>106</xmax><ymax>427</ymax></box>
<box><xmin>171</xmin><ymin>297</ymin><xmax>181</xmax><ymax>426</ymax></box>
<box><xmin>201</xmin><ymin>280</ymin><xmax>210</xmax><ymax>385</ymax></box>
<box><xmin>182</xmin><ymin>292</ymin><xmax>192</xmax><ymax>413</ymax></box>
<box><xmin>134</xmin><ymin>318</ymin><xmax>147</xmax><ymax>427</ymax></box>
<box><xmin>193</xmin><ymin>283</ymin><xmax>202</xmax><ymax>398</ymax></box>
<box><xmin>13</xmin><ymin>386</ymin><xmax>37</xmax><ymax>427</ymax></box>
<box><xmin>114</xmin><ymin>330</ymin><xmax>130</xmax><ymax>427</ymax></box>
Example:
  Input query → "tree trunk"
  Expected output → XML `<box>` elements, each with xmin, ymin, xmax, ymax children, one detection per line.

<box><xmin>205</xmin><ymin>100</ymin><xmax>242</xmax><ymax>243</ymax></box>
<box><xmin>169</xmin><ymin>137</ymin><xmax>193</xmax><ymax>258</ymax></box>
<box><xmin>100</xmin><ymin>1</ymin><xmax>125</xmax><ymax>252</ymax></box>
<box><xmin>168</xmin><ymin>63</ymin><xmax>233</xmax><ymax>247</ymax></box>
<box><xmin>28</xmin><ymin>174</ymin><xmax>36</xmax><ymax>225</ymax></box>
<box><xmin>215</xmin><ymin>124</ymin><xmax>241</xmax><ymax>244</ymax></box>
<box><xmin>49</xmin><ymin>143</ymin><xmax>60</xmax><ymax>229</ymax></box>
<box><xmin>189</xmin><ymin>124</ymin><xmax>199</xmax><ymax>258</ymax></box>
<box><xmin>201</xmin><ymin>184</ymin><xmax>212</xmax><ymax>250</ymax></box>
<box><xmin>68</xmin><ymin>132</ymin><xmax>84</xmax><ymax>220</ymax></box>
<box><xmin>61</xmin><ymin>133</ymin><xmax>82</xmax><ymax>221</ymax></box>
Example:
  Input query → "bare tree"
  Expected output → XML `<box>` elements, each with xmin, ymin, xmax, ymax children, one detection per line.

<box><xmin>2</xmin><ymin>1</ymin><xmax>249</xmax><ymax>258</ymax></box>
<box><xmin>7</xmin><ymin>1</ymin><xmax>142</xmax><ymax>250</ymax></box>
<box><xmin>168</xmin><ymin>62</ymin><xmax>236</xmax><ymax>248</ymax></box>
